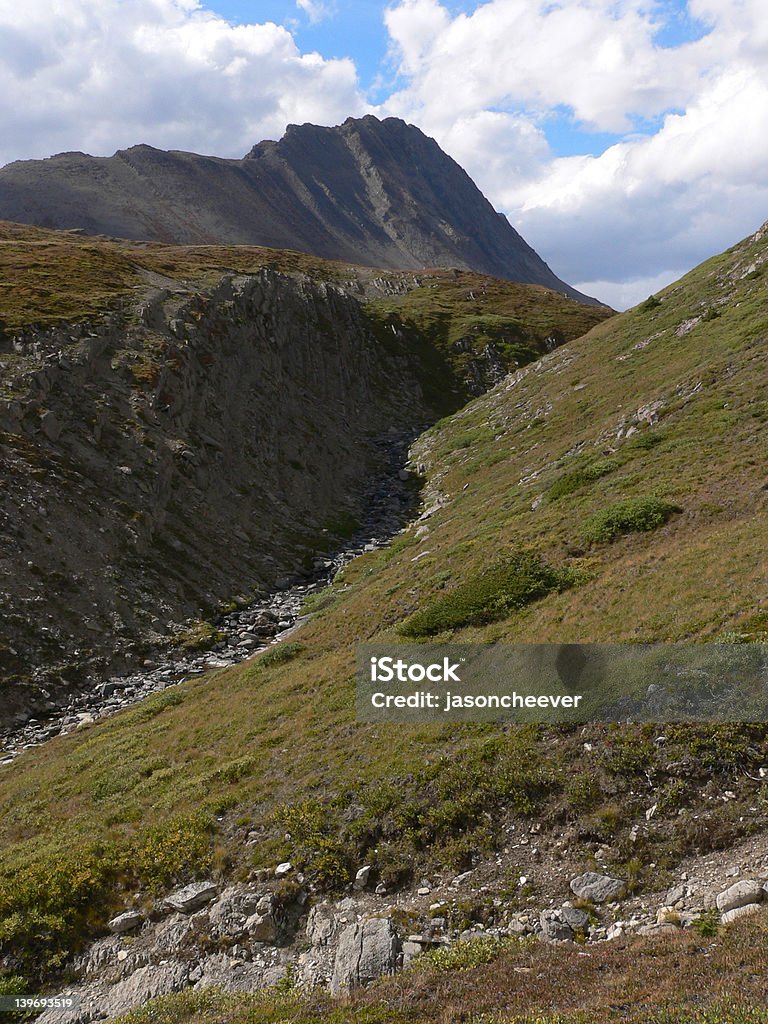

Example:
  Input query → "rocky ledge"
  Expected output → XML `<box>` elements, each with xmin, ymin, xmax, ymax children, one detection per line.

<box><xmin>37</xmin><ymin>849</ymin><xmax>768</xmax><ymax>1023</ymax></box>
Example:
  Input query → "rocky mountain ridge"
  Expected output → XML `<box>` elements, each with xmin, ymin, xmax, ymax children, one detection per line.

<box><xmin>0</xmin><ymin>116</ymin><xmax>596</xmax><ymax>302</ymax></box>
<box><xmin>0</xmin><ymin>268</ymin><xmax>428</xmax><ymax>724</ymax></box>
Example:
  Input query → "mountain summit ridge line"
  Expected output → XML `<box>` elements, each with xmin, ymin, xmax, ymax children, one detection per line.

<box><xmin>0</xmin><ymin>115</ymin><xmax>597</xmax><ymax>304</ymax></box>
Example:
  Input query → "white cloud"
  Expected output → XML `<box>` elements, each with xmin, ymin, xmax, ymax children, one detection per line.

<box><xmin>296</xmin><ymin>0</ymin><xmax>334</xmax><ymax>25</ymax></box>
<box><xmin>384</xmin><ymin>0</ymin><xmax>706</xmax><ymax>133</ymax></box>
<box><xmin>381</xmin><ymin>0</ymin><xmax>768</xmax><ymax>295</ymax></box>
<box><xmin>574</xmin><ymin>269</ymin><xmax>685</xmax><ymax>312</ymax></box>
<box><xmin>0</xmin><ymin>0</ymin><xmax>366</xmax><ymax>166</ymax></box>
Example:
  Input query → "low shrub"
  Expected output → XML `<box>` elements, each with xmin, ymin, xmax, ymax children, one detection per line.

<box><xmin>398</xmin><ymin>550</ymin><xmax>575</xmax><ymax>637</ymax></box>
<box><xmin>547</xmin><ymin>458</ymin><xmax>619</xmax><ymax>501</ymax></box>
<box><xmin>411</xmin><ymin>935</ymin><xmax>514</xmax><ymax>973</ymax></box>
<box><xmin>251</xmin><ymin>642</ymin><xmax>305</xmax><ymax>671</ymax></box>
<box><xmin>581</xmin><ymin>497</ymin><xmax>680</xmax><ymax>545</ymax></box>
<box><xmin>0</xmin><ymin>813</ymin><xmax>214</xmax><ymax>978</ymax></box>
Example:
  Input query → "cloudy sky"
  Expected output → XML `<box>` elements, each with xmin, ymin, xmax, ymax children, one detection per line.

<box><xmin>1</xmin><ymin>0</ymin><xmax>766</xmax><ymax>307</ymax></box>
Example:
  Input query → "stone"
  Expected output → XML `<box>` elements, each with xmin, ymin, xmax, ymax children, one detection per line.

<box><xmin>452</xmin><ymin>870</ymin><xmax>473</xmax><ymax>886</ymax></box>
<box><xmin>245</xmin><ymin>895</ymin><xmax>280</xmax><ymax>943</ymax></box>
<box><xmin>40</xmin><ymin>410</ymin><xmax>62</xmax><ymax>442</ymax></box>
<box><xmin>665</xmin><ymin>883</ymin><xmax>687</xmax><ymax>905</ymax></box>
<box><xmin>208</xmin><ymin>886</ymin><xmax>258</xmax><ymax>939</ymax></box>
<box><xmin>507</xmin><ymin>917</ymin><xmax>529</xmax><ymax>936</ymax></box>
<box><xmin>37</xmin><ymin>962</ymin><xmax>191</xmax><ymax>1023</ymax></box>
<box><xmin>715</xmin><ymin>879</ymin><xmax>764</xmax><ymax>915</ymax></box>
<box><xmin>354</xmin><ymin>865</ymin><xmax>372</xmax><ymax>890</ymax></box>
<box><xmin>108</xmin><ymin>910</ymin><xmax>144</xmax><ymax>934</ymax></box>
<box><xmin>638</xmin><ymin>922</ymin><xmax>680</xmax><ymax>936</ymax></box>
<box><xmin>570</xmin><ymin>872</ymin><xmax>625</xmax><ymax>903</ymax></box>
<box><xmin>275</xmin><ymin>861</ymin><xmax>293</xmax><ymax>878</ymax></box>
<box><xmin>306</xmin><ymin>903</ymin><xmax>338</xmax><ymax>947</ymax></box>
<box><xmin>192</xmin><ymin>952</ymin><xmax>270</xmax><ymax>992</ymax></box>
<box><xmin>539</xmin><ymin>910</ymin><xmax>574</xmax><ymax>943</ymax></box>
<box><xmin>721</xmin><ymin>903</ymin><xmax>762</xmax><ymax>925</ymax></box>
<box><xmin>559</xmin><ymin>906</ymin><xmax>589</xmax><ymax>931</ymax></box>
<box><xmin>402</xmin><ymin>940</ymin><xmax>423</xmax><ymax>960</ymax></box>
<box><xmin>164</xmin><ymin>880</ymin><xmax>218</xmax><ymax>913</ymax></box>
<box><xmin>656</xmin><ymin>906</ymin><xmax>681</xmax><ymax>925</ymax></box>
<box><xmin>330</xmin><ymin>917</ymin><xmax>402</xmax><ymax>994</ymax></box>
<box><xmin>295</xmin><ymin>948</ymin><xmax>335</xmax><ymax>989</ymax></box>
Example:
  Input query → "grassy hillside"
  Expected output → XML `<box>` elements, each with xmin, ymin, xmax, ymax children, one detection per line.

<box><xmin>0</xmin><ymin>221</ymin><xmax>610</xmax><ymax>706</ymax></box>
<box><xmin>1</xmin><ymin>222</ymin><xmax>767</xmax><ymax>1016</ymax></box>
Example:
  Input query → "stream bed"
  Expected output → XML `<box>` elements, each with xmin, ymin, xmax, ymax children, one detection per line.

<box><xmin>0</xmin><ymin>429</ymin><xmax>421</xmax><ymax>763</ymax></box>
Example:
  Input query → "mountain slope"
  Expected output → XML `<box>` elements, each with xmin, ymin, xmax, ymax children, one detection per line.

<box><xmin>1</xmin><ymin>222</ymin><xmax>766</xmax><ymax>998</ymax></box>
<box><xmin>0</xmin><ymin>116</ymin><xmax>595</xmax><ymax>301</ymax></box>
<box><xmin>0</xmin><ymin>221</ymin><xmax>609</xmax><ymax>723</ymax></box>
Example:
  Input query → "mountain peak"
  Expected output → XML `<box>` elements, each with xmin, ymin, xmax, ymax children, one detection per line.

<box><xmin>0</xmin><ymin>117</ymin><xmax>595</xmax><ymax>301</ymax></box>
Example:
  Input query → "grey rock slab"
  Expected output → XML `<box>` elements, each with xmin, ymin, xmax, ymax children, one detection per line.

<box><xmin>539</xmin><ymin>910</ymin><xmax>574</xmax><ymax>943</ymax></box>
<box><xmin>100</xmin><ymin>961</ymin><xmax>190</xmax><ymax>1018</ymax></box>
<box><xmin>40</xmin><ymin>409</ymin><xmax>62</xmax><ymax>442</ymax></box>
<box><xmin>559</xmin><ymin>906</ymin><xmax>589</xmax><ymax>931</ymax></box>
<box><xmin>330</xmin><ymin>917</ymin><xmax>402</xmax><ymax>994</ymax></box>
<box><xmin>208</xmin><ymin>886</ymin><xmax>256</xmax><ymax>940</ymax></box>
<box><xmin>193</xmin><ymin>952</ymin><xmax>269</xmax><ymax>993</ymax></box>
<box><xmin>306</xmin><ymin>903</ymin><xmax>338</xmax><ymax>947</ymax></box>
<box><xmin>108</xmin><ymin>910</ymin><xmax>144</xmax><ymax>934</ymax></box>
<box><xmin>721</xmin><ymin>903</ymin><xmax>762</xmax><ymax>925</ymax></box>
<box><xmin>164</xmin><ymin>880</ymin><xmax>218</xmax><ymax>913</ymax></box>
<box><xmin>295</xmin><ymin>948</ymin><xmax>335</xmax><ymax>989</ymax></box>
<box><xmin>637</xmin><ymin>922</ymin><xmax>682</xmax><ymax>936</ymax></box>
<box><xmin>246</xmin><ymin>913</ymin><xmax>278</xmax><ymax>943</ymax></box>
<box><xmin>570</xmin><ymin>872</ymin><xmax>625</xmax><ymax>903</ymax></box>
<box><xmin>716</xmin><ymin>879</ymin><xmax>764</xmax><ymax>914</ymax></box>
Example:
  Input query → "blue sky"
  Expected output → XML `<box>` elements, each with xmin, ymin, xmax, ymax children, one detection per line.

<box><xmin>200</xmin><ymin>0</ymin><xmax>711</xmax><ymax>157</ymax></box>
<box><xmin>1</xmin><ymin>0</ymin><xmax>767</xmax><ymax>308</ymax></box>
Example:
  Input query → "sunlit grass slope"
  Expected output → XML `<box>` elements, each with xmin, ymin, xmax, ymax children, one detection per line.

<box><xmin>1</xmin><ymin>223</ymin><xmax>767</xmax><ymax>982</ymax></box>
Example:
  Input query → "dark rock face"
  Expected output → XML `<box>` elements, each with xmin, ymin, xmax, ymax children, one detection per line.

<box><xmin>0</xmin><ymin>268</ymin><xmax>428</xmax><ymax>723</ymax></box>
<box><xmin>0</xmin><ymin>116</ymin><xmax>594</xmax><ymax>302</ymax></box>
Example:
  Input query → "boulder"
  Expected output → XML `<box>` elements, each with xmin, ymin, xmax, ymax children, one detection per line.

<box><xmin>721</xmin><ymin>903</ymin><xmax>762</xmax><ymax>925</ymax></box>
<box><xmin>100</xmin><ymin>961</ymin><xmax>190</xmax><ymax>1017</ymax></box>
<box><xmin>246</xmin><ymin>895</ymin><xmax>280</xmax><ymax>943</ymax></box>
<box><xmin>108</xmin><ymin>910</ymin><xmax>144</xmax><ymax>935</ymax></box>
<box><xmin>570</xmin><ymin>872</ymin><xmax>625</xmax><ymax>903</ymax></box>
<box><xmin>638</xmin><ymin>922</ymin><xmax>681</xmax><ymax>936</ymax></box>
<box><xmin>192</xmin><ymin>952</ymin><xmax>274</xmax><ymax>992</ymax></box>
<box><xmin>353</xmin><ymin>865</ymin><xmax>372</xmax><ymax>890</ymax></box>
<box><xmin>40</xmin><ymin>409</ymin><xmax>62</xmax><ymax>442</ymax></box>
<box><xmin>275</xmin><ymin>861</ymin><xmax>293</xmax><ymax>878</ymax></box>
<box><xmin>306</xmin><ymin>903</ymin><xmax>338</xmax><ymax>947</ymax></box>
<box><xmin>560</xmin><ymin>905</ymin><xmax>589</xmax><ymax>931</ymax></box>
<box><xmin>656</xmin><ymin>907</ymin><xmax>681</xmax><ymax>926</ymax></box>
<box><xmin>539</xmin><ymin>910</ymin><xmax>574</xmax><ymax>943</ymax></box>
<box><xmin>208</xmin><ymin>886</ymin><xmax>262</xmax><ymax>940</ymax></box>
<box><xmin>330</xmin><ymin>917</ymin><xmax>401</xmax><ymax>994</ymax></box>
<box><xmin>164</xmin><ymin>881</ymin><xmax>218</xmax><ymax>913</ymax></box>
<box><xmin>295</xmin><ymin>948</ymin><xmax>335</xmax><ymax>989</ymax></box>
<box><xmin>716</xmin><ymin>879</ymin><xmax>764</xmax><ymax>915</ymax></box>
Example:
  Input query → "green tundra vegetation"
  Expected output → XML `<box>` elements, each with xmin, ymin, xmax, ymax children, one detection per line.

<box><xmin>0</xmin><ymin>221</ymin><xmax>767</xmax><ymax>1020</ymax></box>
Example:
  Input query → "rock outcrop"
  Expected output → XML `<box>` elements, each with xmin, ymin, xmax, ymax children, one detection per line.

<box><xmin>0</xmin><ymin>267</ymin><xmax>429</xmax><ymax>723</ymax></box>
<box><xmin>0</xmin><ymin>116</ymin><xmax>595</xmax><ymax>302</ymax></box>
